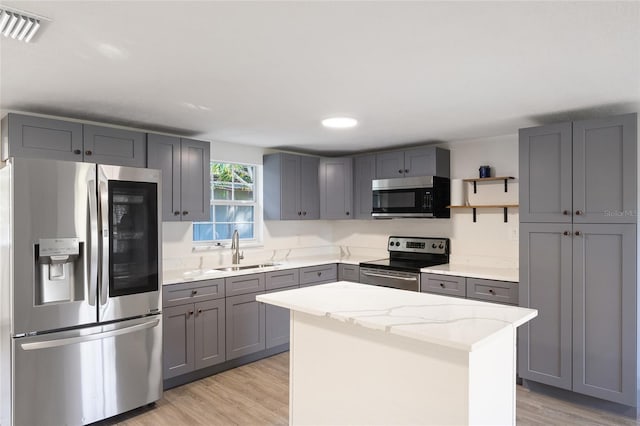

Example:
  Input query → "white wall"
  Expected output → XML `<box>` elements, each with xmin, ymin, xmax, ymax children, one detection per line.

<box><xmin>162</xmin><ymin>134</ymin><xmax>520</xmax><ymax>270</ymax></box>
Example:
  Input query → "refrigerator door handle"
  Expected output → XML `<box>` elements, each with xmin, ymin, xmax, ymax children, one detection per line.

<box><xmin>20</xmin><ymin>318</ymin><xmax>160</xmax><ymax>351</ymax></box>
<box><xmin>88</xmin><ymin>179</ymin><xmax>98</xmax><ymax>306</ymax></box>
<box><xmin>99</xmin><ymin>180</ymin><xmax>109</xmax><ymax>305</ymax></box>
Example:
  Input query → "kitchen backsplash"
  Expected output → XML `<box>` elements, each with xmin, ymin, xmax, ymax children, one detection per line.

<box><xmin>162</xmin><ymin>133</ymin><xmax>519</xmax><ymax>271</ymax></box>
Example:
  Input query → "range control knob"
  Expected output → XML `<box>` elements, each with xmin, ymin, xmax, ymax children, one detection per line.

<box><xmin>395</xmin><ymin>241</ymin><xmax>400</xmax><ymax>246</ymax></box>
<box><xmin>389</xmin><ymin>241</ymin><xmax>394</xmax><ymax>247</ymax></box>
<box><xmin>439</xmin><ymin>243</ymin><xmax>444</xmax><ymax>249</ymax></box>
<box><xmin>432</xmin><ymin>243</ymin><xmax>437</xmax><ymax>248</ymax></box>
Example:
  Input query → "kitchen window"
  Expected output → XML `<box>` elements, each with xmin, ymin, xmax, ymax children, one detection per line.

<box><xmin>193</xmin><ymin>161</ymin><xmax>260</xmax><ymax>244</ymax></box>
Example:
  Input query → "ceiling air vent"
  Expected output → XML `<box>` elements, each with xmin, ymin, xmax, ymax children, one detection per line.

<box><xmin>0</xmin><ymin>8</ymin><xmax>45</xmax><ymax>43</ymax></box>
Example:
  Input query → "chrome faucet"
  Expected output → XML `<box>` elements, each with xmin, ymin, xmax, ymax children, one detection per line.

<box><xmin>231</xmin><ymin>229</ymin><xmax>244</xmax><ymax>264</ymax></box>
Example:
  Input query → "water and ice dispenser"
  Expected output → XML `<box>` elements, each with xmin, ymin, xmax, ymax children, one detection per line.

<box><xmin>35</xmin><ymin>238</ymin><xmax>84</xmax><ymax>305</ymax></box>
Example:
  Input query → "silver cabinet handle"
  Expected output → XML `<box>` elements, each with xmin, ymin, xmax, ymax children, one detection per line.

<box><xmin>21</xmin><ymin>318</ymin><xmax>159</xmax><ymax>351</ymax></box>
<box><xmin>361</xmin><ymin>272</ymin><xmax>417</xmax><ymax>281</ymax></box>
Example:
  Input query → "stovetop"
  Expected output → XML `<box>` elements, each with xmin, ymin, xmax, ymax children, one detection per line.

<box><xmin>359</xmin><ymin>236</ymin><xmax>450</xmax><ymax>273</ymax></box>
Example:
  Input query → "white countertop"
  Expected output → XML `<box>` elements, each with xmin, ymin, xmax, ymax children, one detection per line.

<box><xmin>162</xmin><ymin>254</ymin><xmax>380</xmax><ymax>285</ymax></box>
<box><xmin>422</xmin><ymin>264</ymin><xmax>519</xmax><ymax>282</ymax></box>
<box><xmin>257</xmin><ymin>282</ymin><xmax>536</xmax><ymax>352</ymax></box>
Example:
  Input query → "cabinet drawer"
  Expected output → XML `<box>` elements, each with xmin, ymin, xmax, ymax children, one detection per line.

<box><xmin>163</xmin><ymin>279</ymin><xmax>225</xmax><ymax>308</ymax></box>
<box><xmin>466</xmin><ymin>278</ymin><xmax>518</xmax><ymax>305</ymax></box>
<box><xmin>421</xmin><ymin>274</ymin><xmax>466</xmax><ymax>298</ymax></box>
<box><xmin>265</xmin><ymin>269</ymin><xmax>300</xmax><ymax>291</ymax></box>
<box><xmin>338</xmin><ymin>264</ymin><xmax>360</xmax><ymax>282</ymax></box>
<box><xmin>299</xmin><ymin>264</ymin><xmax>338</xmax><ymax>286</ymax></box>
<box><xmin>225</xmin><ymin>273</ymin><xmax>266</xmax><ymax>297</ymax></box>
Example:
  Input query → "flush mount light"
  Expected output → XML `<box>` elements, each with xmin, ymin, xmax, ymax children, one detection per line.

<box><xmin>0</xmin><ymin>7</ymin><xmax>48</xmax><ymax>43</ymax></box>
<box><xmin>322</xmin><ymin>117</ymin><xmax>358</xmax><ymax>129</ymax></box>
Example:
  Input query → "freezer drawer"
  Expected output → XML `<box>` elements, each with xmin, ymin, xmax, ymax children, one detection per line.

<box><xmin>12</xmin><ymin>316</ymin><xmax>162</xmax><ymax>425</ymax></box>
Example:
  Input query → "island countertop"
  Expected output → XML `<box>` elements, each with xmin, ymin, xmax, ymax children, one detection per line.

<box><xmin>257</xmin><ymin>281</ymin><xmax>537</xmax><ymax>352</ymax></box>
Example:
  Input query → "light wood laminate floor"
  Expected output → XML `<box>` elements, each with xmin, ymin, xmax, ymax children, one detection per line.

<box><xmin>104</xmin><ymin>352</ymin><xmax>638</xmax><ymax>426</ymax></box>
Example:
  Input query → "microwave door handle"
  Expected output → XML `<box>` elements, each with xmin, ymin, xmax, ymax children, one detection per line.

<box><xmin>88</xmin><ymin>179</ymin><xmax>98</xmax><ymax>306</ymax></box>
<box><xmin>99</xmin><ymin>180</ymin><xmax>109</xmax><ymax>306</ymax></box>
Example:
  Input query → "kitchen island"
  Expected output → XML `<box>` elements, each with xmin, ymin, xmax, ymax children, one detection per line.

<box><xmin>257</xmin><ymin>282</ymin><xmax>537</xmax><ymax>426</ymax></box>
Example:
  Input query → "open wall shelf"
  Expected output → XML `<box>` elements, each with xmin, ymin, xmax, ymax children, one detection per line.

<box><xmin>447</xmin><ymin>205</ymin><xmax>519</xmax><ymax>223</ymax></box>
<box><xmin>463</xmin><ymin>176</ymin><xmax>515</xmax><ymax>193</ymax></box>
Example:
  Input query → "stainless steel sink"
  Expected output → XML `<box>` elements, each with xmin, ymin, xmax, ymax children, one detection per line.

<box><xmin>213</xmin><ymin>262</ymin><xmax>280</xmax><ymax>272</ymax></box>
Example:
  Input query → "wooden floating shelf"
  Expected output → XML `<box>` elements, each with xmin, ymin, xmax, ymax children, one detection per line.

<box><xmin>447</xmin><ymin>205</ymin><xmax>519</xmax><ymax>223</ymax></box>
<box><xmin>462</xmin><ymin>176</ymin><xmax>515</xmax><ymax>193</ymax></box>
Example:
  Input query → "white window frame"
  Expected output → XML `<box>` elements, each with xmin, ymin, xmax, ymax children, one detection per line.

<box><xmin>193</xmin><ymin>160</ymin><xmax>263</xmax><ymax>248</ymax></box>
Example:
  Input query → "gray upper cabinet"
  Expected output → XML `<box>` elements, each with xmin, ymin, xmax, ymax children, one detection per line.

<box><xmin>319</xmin><ymin>157</ymin><xmax>353</xmax><ymax>220</ymax></box>
<box><xmin>264</xmin><ymin>153</ymin><xmax>320</xmax><ymax>220</ymax></box>
<box><xmin>572</xmin><ymin>115</ymin><xmax>637</xmax><ymax>224</ymax></box>
<box><xmin>520</xmin><ymin>114</ymin><xmax>637</xmax><ymax>224</ymax></box>
<box><xmin>353</xmin><ymin>154</ymin><xmax>376</xmax><ymax>219</ymax></box>
<box><xmin>519</xmin><ymin>123</ymin><xmax>573</xmax><ymax>223</ymax></box>
<box><xmin>2</xmin><ymin>113</ymin><xmax>83</xmax><ymax>162</ymax></box>
<box><xmin>571</xmin><ymin>223</ymin><xmax>636</xmax><ymax>405</ymax></box>
<box><xmin>2</xmin><ymin>113</ymin><xmax>145</xmax><ymax>167</ymax></box>
<box><xmin>375</xmin><ymin>146</ymin><xmax>450</xmax><ymax>179</ymax></box>
<box><xmin>83</xmin><ymin>124</ymin><xmax>146</xmax><ymax>167</ymax></box>
<box><xmin>147</xmin><ymin>134</ymin><xmax>211</xmax><ymax>222</ymax></box>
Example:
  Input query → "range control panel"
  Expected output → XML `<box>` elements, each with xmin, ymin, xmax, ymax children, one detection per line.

<box><xmin>387</xmin><ymin>236</ymin><xmax>449</xmax><ymax>255</ymax></box>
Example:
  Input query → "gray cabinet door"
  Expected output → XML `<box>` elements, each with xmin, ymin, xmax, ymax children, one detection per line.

<box><xmin>300</xmin><ymin>156</ymin><xmax>320</xmax><ymax>219</ymax></box>
<box><xmin>519</xmin><ymin>123</ymin><xmax>573</xmax><ymax>223</ymax></box>
<box><xmin>354</xmin><ymin>154</ymin><xmax>376</xmax><ymax>219</ymax></box>
<box><xmin>83</xmin><ymin>124</ymin><xmax>146</xmax><ymax>167</ymax></box>
<box><xmin>466</xmin><ymin>278</ymin><xmax>518</xmax><ymax>305</ymax></box>
<box><xmin>375</xmin><ymin>151</ymin><xmax>405</xmax><ymax>179</ymax></box>
<box><xmin>265</xmin><ymin>286</ymin><xmax>295</xmax><ymax>349</ymax></box>
<box><xmin>299</xmin><ymin>264</ymin><xmax>338</xmax><ymax>286</ymax></box>
<box><xmin>404</xmin><ymin>146</ymin><xmax>450</xmax><ymax>178</ymax></box>
<box><xmin>572</xmin><ymin>114</ymin><xmax>637</xmax><ymax>224</ymax></box>
<box><xmin>226</xmin><ymin>292</ymin><xmax>266</xmax><ymax>360</ymax></box>
<box><xmin>320</xmin><ymin>157</ymin><xmax>353</xmax><ymax>219</ymax></box>
<box><xmin>338</xmin><ymin>264</ymin><xmax>360</xmax><ymax>282</ymax></box>
<box><xmin>180</xmin><ymin>138</ymin><xmax>211</xmax><ymax>222</ymax></box>
<box><xmin>162</xmin><ymin>278</ymin><xmax>225</xmax><ymax>308</ymax></box>
<box><xmin>163</xmin><ymin>304</ymin><xmax>195</xmax><ymax>379</ymax></box>
<box><xmin>194</xmin><ymin>298</ymin><xmax>226</xmax><ymax>370</ymax></box>
<box><xmin>518</xmin><ymin>223</ymin><xmax>573</xmax><ymax>390</ymax></box>
<box><xmin>3</xmin><ymin>113</ymin><xmax>83</xmax><ymax>162</ymax></box>
<box><xmin>572</xmin><ymin>223</ymin><xmax>636</xmax><ymax>405</ymax></box>
<box><xmin>147</xmin><ymin>134</ymin><xmax>181</xmax><ymax>221</ymax></box>
<box><xmin>279</xmin><ymin>154</ymin><xmax>301</xmax><ymax>220</ymax></box>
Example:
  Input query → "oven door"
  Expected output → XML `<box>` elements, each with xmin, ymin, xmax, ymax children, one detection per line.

<box><xmin>359</xmin><ymin>267</ymin><xmax>420</xmax><ymax>292</ymax></box>
<box><xmin>371</xmin><ymin>187</ymin><xmax>433</xmax><ymax>218</ymax></box>
<box><xmin>98</xmin><ymin>165</ymin><xmax>162</xmax><ymax>322</ymax></box>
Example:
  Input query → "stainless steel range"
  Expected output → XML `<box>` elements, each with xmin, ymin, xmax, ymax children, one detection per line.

<box><xmin>359</xmin><ymin>236</ymin><xmax>450</xmax><ymax>292</ymax></box>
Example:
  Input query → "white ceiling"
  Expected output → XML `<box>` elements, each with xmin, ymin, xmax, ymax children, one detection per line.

<box><xmin>1</xmin><ymin>1</ymin><xmax>639</xmax><ymax>155</ymax></box>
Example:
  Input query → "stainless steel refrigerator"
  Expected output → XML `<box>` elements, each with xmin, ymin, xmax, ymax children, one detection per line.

<box><xmin>0</xmin><ymin>157</ymin><xmax>163</xmax><ymax>425</ymax></box>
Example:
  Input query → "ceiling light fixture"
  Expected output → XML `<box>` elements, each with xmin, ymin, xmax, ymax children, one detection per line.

<box><xmin>0</xmin><ymin>7</ymin><xmax>48</xmax><ymax>43</ymax></box>
<box><xmin>322</xmin><ymin>117</ymin><xmax>358</xmax><ymax>129</ymax></box>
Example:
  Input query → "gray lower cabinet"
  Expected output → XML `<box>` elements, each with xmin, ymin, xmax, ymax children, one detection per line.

<box><xmin>265</xmin><ymin>269</ymin><xmax>299</xmax><ymax>290</ymax></box>
<box><xmin>264</xmin><ymin>153</ymin><xmax>320</xmax><ymax>220</ymax></box>
<box><xmin>299</xmin><ymin>264</ymin><xmax>338</xmax><ymax>287</ymax></box>
<box><xmin>265</xmin><ymin>286</ymin><xmax>296</xmax><ymax>349</ymax></box>
<box><xmin>466</xmin><ymin>278</ymin><xmax>518</xmax><ymax>305</ymax></box>
<box><xmin>226</xmin><ymin>292</ymin><xmax>266</xmax><ymax>360</ymax></box>
<box><xmin>375</xmin><ymin>146</ymin><xmax>450</xmax><ymax>179</ymax></box>
<box><xmin>519</xmin><ymin>222</ymin><xmax>637</xmax><ymax>405</ymax></box>
<box><xmin>338</xmin><ymin>264</ymin><xmax>360</xmax><ymax>282</ymax></box>
<box><xmin>225</xmin><ymin>272</ymin><xmax>266</xmax><ymax>297</ymax></box>
<box><xmin>319</xmin><ymin>157</ymin><xmax>353</xmax><ymax>219</ymax></box>
<box><xmin>163</xmin><ymin>279</ymin><xmax>226</xmax><ymax>380</ymax></box>
<box><xmin>353</xmin><ymin>154</ymin><xmax>376</xmax><ymax>219</ymax></box>
<box><xmin>2</xmin><ymin>113</ymin><xmax>146</xmax><ymax>167</ymax></box>
<box><xmin>147</xmin><ymin>134</ymin><xmax>211</xmax><ymax>222</ymax></box>
<box><xmin>421</xmin><ymin>274</ymin><xmax>466</xmax><ymax>298</ymax></box>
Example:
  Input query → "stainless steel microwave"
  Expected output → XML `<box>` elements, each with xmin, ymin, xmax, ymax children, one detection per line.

<box><xmin>371</xmin><ymin>176</ymin><xmax>450</xmax><ymax>218</ymax></box>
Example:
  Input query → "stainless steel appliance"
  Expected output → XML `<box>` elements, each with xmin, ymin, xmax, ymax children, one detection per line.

<box><xmin>359</xmin><ymin>236</ymin><xmax>449</xmax><ymax>291</ymax></box>
<box><xmin>371</xmin><ymin>176</ymin><xmax>450</xmax><ymax>218</ymax></box>
<box><xmin>0</xmin><ymin>157</ymin><xmax>162</xmax><ymax>426</ymax></box>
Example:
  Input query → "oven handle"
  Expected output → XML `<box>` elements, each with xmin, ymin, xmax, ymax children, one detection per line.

<box><xmin>361</xmin><ymin>271</ymin><xmax>418</xmax><ymax>281</ymax></box>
